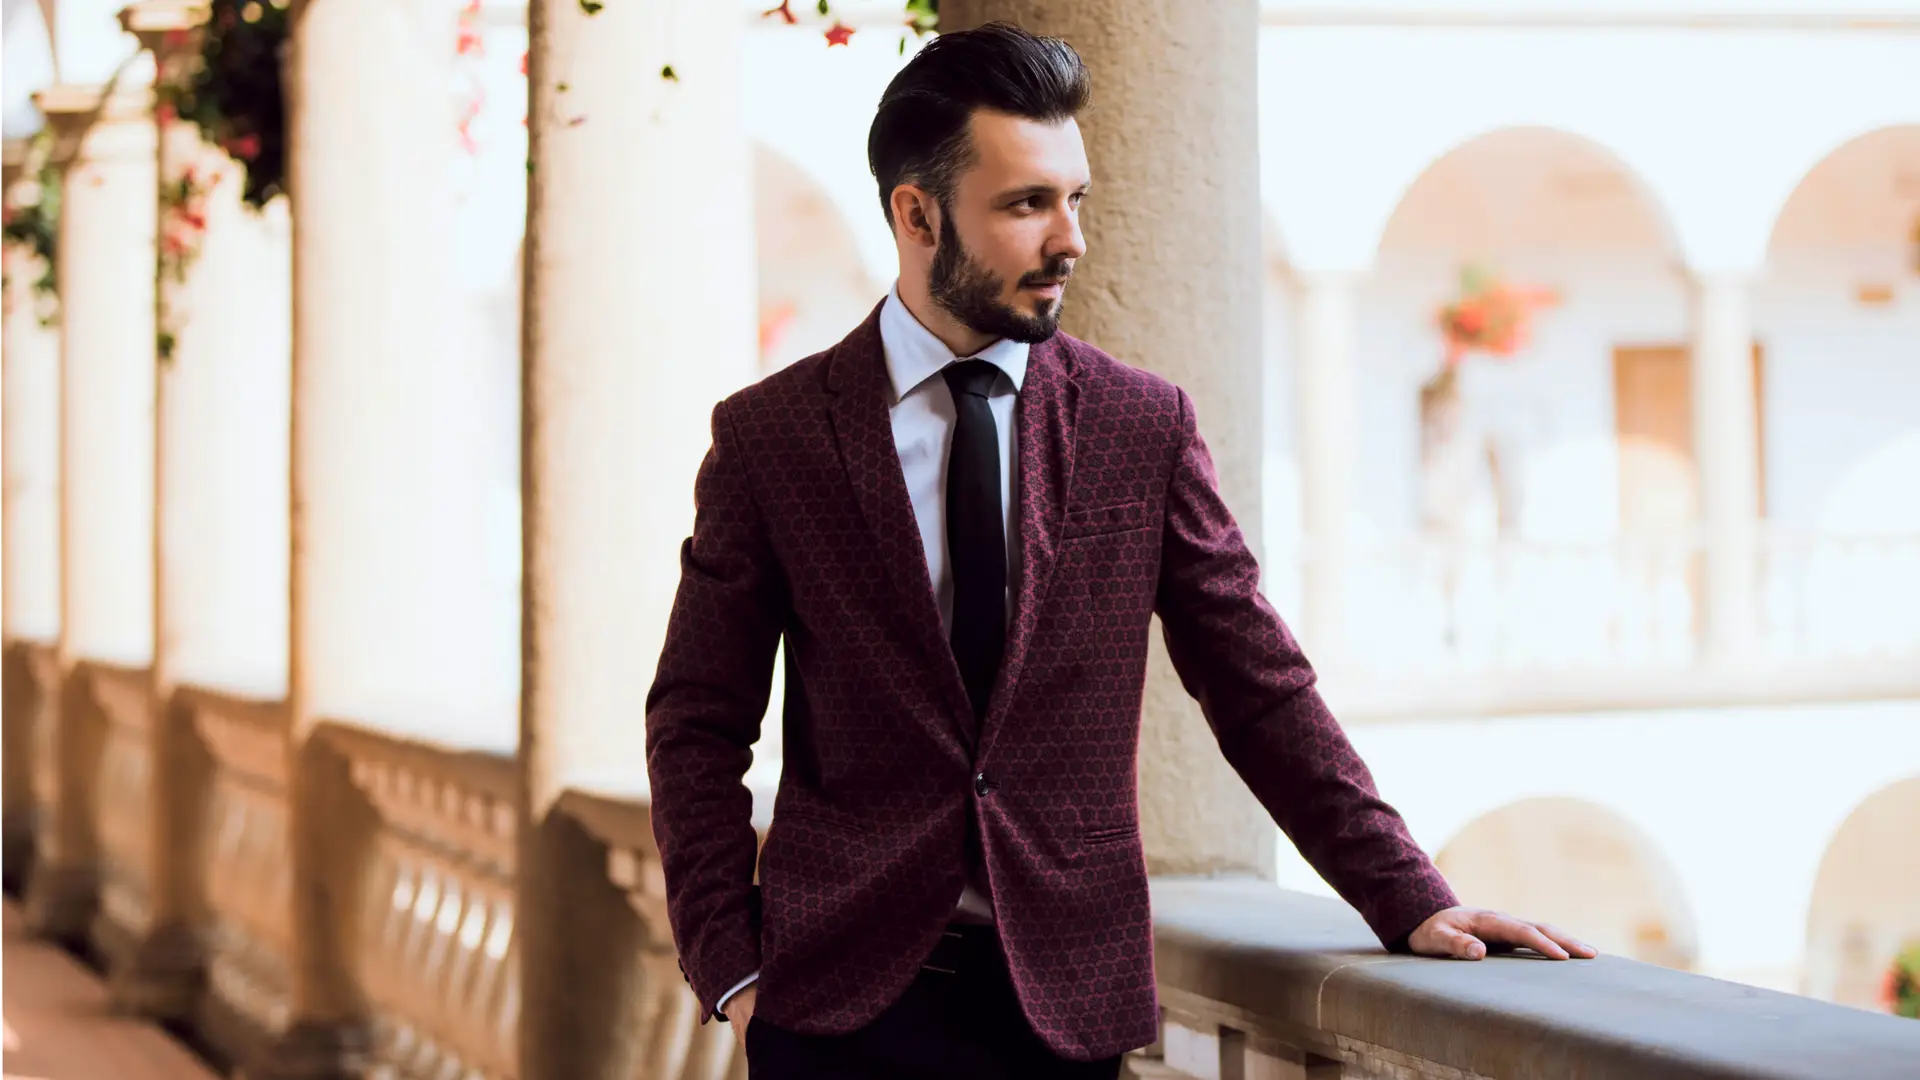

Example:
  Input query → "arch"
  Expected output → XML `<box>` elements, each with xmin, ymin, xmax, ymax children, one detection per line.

<box><xmin>1765</xmin><ymin>123</ymin><xmax>1920</xmax><ymax>256</ymax></box>
<box><xmin>1</xmin><ymin>0</ymin><xmax>55</xmax><ymax>135</ymax></box>
<box><xmin>753</xmin><ymin>142</ymin><xmax>880</xmax><ymax>372</ymax></box>
<box><xmin>1376</xmin><ymin>125</ymin><xmax>1683</xmax><ymax>259</ymax></box>
<box><xmin>1436</xmin><ymin>797</ymin><xmax>1697</xmax><ymax>969</ymax></box>
<box><xmin>1802</xmin><ymin>776</ymin><xmax>1920</xmax><ymax>1009</ymax></box>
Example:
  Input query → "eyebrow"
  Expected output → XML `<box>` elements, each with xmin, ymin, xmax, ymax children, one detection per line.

<box><xmin>996</xmin><ymin>181</ymin><xmax>1093</xmax><ymax>203</ymax></box>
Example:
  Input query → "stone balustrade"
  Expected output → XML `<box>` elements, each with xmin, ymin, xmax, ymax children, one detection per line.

<box><xmin>9</xmin><ymin>693</ymin><xmax>1920</xmax><ymax>1077</ymax></box>
<box><xmin>86</xmin><ymin>662</ymin><xmax>156</xmax><ymax>967</ymax></box>
<box><xmin>321</xmin><ymin>721</ymin><xmax>522</xmax><ymax>1080</ymax></box>
<box><xmin>181</xmin><ymin>687</ymin><xmax>295</xmax><ymax>1068</ymax></box>
<box><xmin>1135</xmin><ymin>879</ymin><xmax>1920</xmax><ymax>1080</ymax></box>
<box><xmin>1</xmin><ymin>640</ymin><xmax>59</xmax><ymax>889</ymax></box>
<box><xmin>560</xmin><ymin>788</ymin><xmax>751</xmax><ymax>1080</ymax></box>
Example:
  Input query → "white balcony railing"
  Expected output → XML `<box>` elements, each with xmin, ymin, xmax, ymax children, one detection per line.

<box><xmin>1316</xmin><ymin>529</ymin><xmax>1920</xmax><ymax>718</ymax></box>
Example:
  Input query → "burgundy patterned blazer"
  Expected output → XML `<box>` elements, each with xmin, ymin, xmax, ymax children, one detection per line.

<box><xmin>645</xmin><ymin>304</ymin><xmax>1458</xmax><ymax>1062</ymax></box>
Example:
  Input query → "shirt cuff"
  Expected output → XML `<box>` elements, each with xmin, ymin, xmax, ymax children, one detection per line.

<box><xmin>716</xmin><ymin>972</ymin><xmax>760</xmax><ymax>1021</ymax></box>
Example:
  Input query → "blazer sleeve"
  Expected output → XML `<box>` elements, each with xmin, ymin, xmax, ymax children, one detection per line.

<box><xmin>1152</xmin><ymin>387</ymin><xmax>1458</xmax><ymax>950</ymax></box>
<box><xmin>645</xmin><ymin>398</ymin><xmax>788</xmax><ymax>1019</ymax></box>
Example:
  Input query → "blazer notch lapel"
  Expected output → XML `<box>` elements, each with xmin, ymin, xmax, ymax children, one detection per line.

<box><xmin>825</xmin><ymin>324</ymin><xmax>977</xmax><ymax>746</ymax></box>
<box><xmin>980</xmin><ymin>341</ymin><xmax>1079</xmax><ymax>751</ymax></box>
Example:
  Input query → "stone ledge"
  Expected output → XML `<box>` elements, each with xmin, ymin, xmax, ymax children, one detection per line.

<box><xmin>1149</xmin><ymin>879</ymin><xmax>1920</xmax><ymax>1080</ymax></box>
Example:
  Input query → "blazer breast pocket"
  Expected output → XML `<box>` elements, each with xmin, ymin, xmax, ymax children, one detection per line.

<box><xmin>1062</xmin><ymin>499</ymin><xmax>1152</xmax><ymax>541</ymax></box>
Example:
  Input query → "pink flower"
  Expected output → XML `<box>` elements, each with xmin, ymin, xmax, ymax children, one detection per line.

<box><xmin>824</xmin><ymin>21</ymin><xmax>854</xmax><ymax>47</ymax></box>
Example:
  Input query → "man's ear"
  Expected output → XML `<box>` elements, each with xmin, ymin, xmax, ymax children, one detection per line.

<box><xmin>891</xmin><ymin>185</ymin><xmax>939</xmax><ymax>249</ymax></box>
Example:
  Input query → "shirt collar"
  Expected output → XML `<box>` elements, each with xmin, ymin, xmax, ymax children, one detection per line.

<box><xmin>878</xmin><ymin>283</ymin><xmax>1030</xmax><ymax>406</ymax></box>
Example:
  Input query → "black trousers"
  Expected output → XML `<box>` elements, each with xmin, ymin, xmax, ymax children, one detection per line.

<box><xmin>743</xmin><ymin>923</ymin><xmax>1125</xmax><ymax>1080</ymax></box>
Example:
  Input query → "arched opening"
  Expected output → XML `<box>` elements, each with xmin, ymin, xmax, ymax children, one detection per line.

<box><xmin>1758</xmin><ymin>125</ymin><xmax>1920</xmax><ymax>533</ymax></box>
<box><xmin>1356</xmin><ymin>127</ymin><xmax>1689</xmax><ymax>672</ymax></box>
<box><xmin>1802</xmin><ymin>776</ymin><xmax>1920</xmax><ymax>1010</ymax></box>
<box><xmin>1</xmin><ymin>0</ymin><xmax>56</xmax><ymax>134</ymax></box>
<box><xmin>1754</xmin><ymin>125</ymin><xmax>1920</xmax><ymax>662</ymax></box>
<box><xmin>754</xmin><ymin>143</ymin><xmax>880</xmax><ymax>373</ymax></box>
<box><xmin>1437</xmin><ymin>797</ymin><xmax>1697</xmax><ymax>970</ymax></box>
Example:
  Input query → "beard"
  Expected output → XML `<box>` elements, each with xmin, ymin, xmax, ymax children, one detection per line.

<box><xmin>927</xmin><ymin>211</ymin><xmax>1072</xmax><ymax>346</ymax></box>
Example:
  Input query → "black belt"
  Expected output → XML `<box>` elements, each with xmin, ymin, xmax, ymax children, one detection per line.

<box><xmin>920</xmin><ymin>921</ymin><xmax>1003</xmax><ymax>976</ymax></box>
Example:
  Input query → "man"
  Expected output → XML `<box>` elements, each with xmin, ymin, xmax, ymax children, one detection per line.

<box><xmin>645</xmin><ymin>22</ymin><xmax>1594</xmax><ymax>1080</ymax></box>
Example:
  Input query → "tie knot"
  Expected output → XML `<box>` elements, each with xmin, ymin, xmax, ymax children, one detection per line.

<box><xmin>942</xmin><ymin>358</ymin><xmax>1001</xmax><ymax>400</ymax></box>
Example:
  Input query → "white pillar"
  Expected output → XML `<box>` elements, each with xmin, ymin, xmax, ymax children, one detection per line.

<box><xmin>1691</xmin><ymin>272</ymin><xmax>1760</xmax><ymax>664</ymax></box>
<box><xmin>2</xmin><ymin>142</ymin><xmax>63</xmax><ymax>647</ymax></box>
<box><xmin>42</xmin><ymin>86</ymin><xmax>158</xmax><ymax>672</ymax></box>
<box><xmin>518</xmin><ymin>0</ymin><xmax>757</xmax><ymax>1074</ymax></box>
<box><xmin>1293</xmin><ymin>272</ymin><xmax>1358</xmax><ymax>667</ymax></box>
<box><xmin>25</xmin><ymin>84</ymin><xmax>158</xmax><ymax>940</ymax></box>
<box><xmin>263</xmin><ymin>0</ymin><xmax>469</xmax><ymax>1068</ymax></box>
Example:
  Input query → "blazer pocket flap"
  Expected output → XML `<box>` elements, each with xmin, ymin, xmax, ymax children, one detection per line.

<box><xmin>1062</xmin><ymin>499</ymin><xmax>1151</xmax><ymax>539</ymax></box>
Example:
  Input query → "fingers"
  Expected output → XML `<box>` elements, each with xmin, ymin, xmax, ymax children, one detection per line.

<box><xmin>1538</xmin><ymin>922</ymin><xmax>1599</xmax><ymax>959</ymax></box>
<box><xmin>1434</xmin><ymin>924</ymin><xmax>1488</xmax><ymax>960</ymax></box>
<box><xmin>1475</xmin><ymin>912</ymin><xmax>1569</xmax><ymax>960</ymax></box>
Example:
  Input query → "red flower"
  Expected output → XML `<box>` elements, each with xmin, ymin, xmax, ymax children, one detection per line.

<box><xmin>519</xmin><ymin>50</ymin><xmax>529</xmax><ymax>75</ymax></box>
<box><xmin>457</xmin><ymin>28</ymin><xmax>484</xmax><ymax>55</ymax></box>
<box><xmin>156</xmin><ymin>102</ymin><xmax>177</xmax><ymax>126</ymax></box>
<box><xmin>824</xmin><ymin>21</ymin><xmax>854</xmax><ymax>47</ymax></box>
<box><xmin>763</xmin><ymin>1</ymin><xmax>797</xmax><ymax>24</ymax></box>
<box><xmin>224</xmin><ymin>133</ymin><xmax>261</xmax><ymax>161</ymax></box>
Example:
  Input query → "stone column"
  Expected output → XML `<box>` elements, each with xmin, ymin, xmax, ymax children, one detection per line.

<box><xmin>24</xmin><ymin>84</ymin><xmax>158</xmax><ymax>941</ymax></box>
<box><xmin>1691</xmin><ymin>272</ymin><xmax>1760</xmax><ymax>664</ymax></box>
<box><xmin>258</xmin><ymin>0</ymin><xmax>465</xmax><ymax>1071</ymax></box>
<box><xmin>3</xmin><ymin>137</ymin><xmax>65</xmax><ymax>882</ymax></box>
<box><xmin>1292</xmin><ymin>272</ymin><xmax>1359</xmax><ymax>668</ymax></box>
<box><xmin>944</xmin><ymin>0</ymin><xmax>1270</xmax><ymax>877</ymax></box>
<box><xmin>518</xmin><ymin>0</ymin><xmax>756</xmax><ymax>1075</ymax></box>
<box><xmin>111</xmin><ymin>0</ymin><xmax>283</xmax><ymax>1021</ymax></box>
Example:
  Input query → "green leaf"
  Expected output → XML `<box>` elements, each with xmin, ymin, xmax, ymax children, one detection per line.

<box><xmin>556</xmin><ymin>82</ymin><xmax>570</xmax><ymax>92</ymax></box>
<box><xmin>817</xmin><ymin>0</ymin><xmax>829</xmax><ymax>13</ymax></box>
<box><xmin>660</xmin><ymin>64</ymin><xmax>678</xmax><ymax>81</ymax></box>
<box><xmin>579</xmin><ymin>0</ymin><xmax>603</xmax><ymax>13</ymax></box>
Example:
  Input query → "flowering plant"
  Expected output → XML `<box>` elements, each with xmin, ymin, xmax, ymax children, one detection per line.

<box><xmin>1436</xmin><ymin>263</ymin><xmax>1558</xmax><ymax>366</ymax></box>
<box><xmin>158</xmin><ymin>0</ymin><xmax>289</xmax><ymax>211</ymax></box>
<box><xmin>1882</xmin><ymin>942</ymin><xmax>1920</xmax><ymax>1019</ymax></box>
<box><xmin>1</xmin><ymin>129</ymin><xmax>61</xmax><ymax>325</ymax></box>
<box><xmin>763</xmin><ymin>0</ymin><xmax>937</xmax><ymax>52</ymax></box>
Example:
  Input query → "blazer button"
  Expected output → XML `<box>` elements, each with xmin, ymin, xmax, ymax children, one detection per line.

<box><xmin>974</xmin><ymin>772</ymin><xmax>993</xmax><ymax>797</ymax></box>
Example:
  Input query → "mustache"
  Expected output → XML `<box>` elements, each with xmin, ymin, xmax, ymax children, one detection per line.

<box><xmin>1019</xmin><ymin>260</ymin><xmax>1075</xmax><ymax>288</ymax></box>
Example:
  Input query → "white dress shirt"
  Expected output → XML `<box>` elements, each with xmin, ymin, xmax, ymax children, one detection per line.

<box><xmin>718</xmin><ymin>286</ymin><xmax>1027</xmax><ymax>1017</ymax></box>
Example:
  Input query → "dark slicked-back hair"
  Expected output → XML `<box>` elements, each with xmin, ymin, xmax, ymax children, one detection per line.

<box><xmin>867</xmin><ymin>22</ymin><xmax>1090</xmax><ymax>228</ymax></box>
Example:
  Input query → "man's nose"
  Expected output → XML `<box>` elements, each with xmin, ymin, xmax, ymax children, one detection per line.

<box><xmin>1049</xmin><ymin>207</ymin><xmax>1087</xmax><ymax>263</ymax></box>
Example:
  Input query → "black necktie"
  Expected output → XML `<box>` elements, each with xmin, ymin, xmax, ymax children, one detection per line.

<box><xmin>943</xmin><ymin>359</ymin><xmax>1007</xmax><ymax>724</ymax></box>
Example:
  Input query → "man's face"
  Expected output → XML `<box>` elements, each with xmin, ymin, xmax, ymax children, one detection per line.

<box><xmin>929</xmin><ymin>110</ymin><xmax>1090</xmax><ymax>344</ymax></box>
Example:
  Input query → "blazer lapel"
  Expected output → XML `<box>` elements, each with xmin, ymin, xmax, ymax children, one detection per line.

<box><xmin>979</xmin><ymin>336</ymin><xmax>1078</xmax><ymax>757</ymax></box>
<box><xmin>825</xmin><ymin>307</ymin><xmax>977</xmax><ymax>748</ymax></box>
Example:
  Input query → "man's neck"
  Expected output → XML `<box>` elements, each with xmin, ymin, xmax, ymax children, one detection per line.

<box><xmin>897</xmin><ymin>277</ymin><xmax>997</xmax><ymax>358</ymax></box>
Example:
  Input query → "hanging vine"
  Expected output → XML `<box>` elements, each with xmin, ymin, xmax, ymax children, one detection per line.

<box><xmin>1</xmin><ymin>128</ymin><xmax>61</xmax><ymax>326</ymax></box>
<box><xmin>158</xmin><ymin>0</ymin><xmax>290</xmax><ymax>212</ymax></box>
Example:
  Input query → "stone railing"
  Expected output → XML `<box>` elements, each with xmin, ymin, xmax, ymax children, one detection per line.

<box><xmin>1</xmin><ymin>639</ymin><xmax>60</xmax><ymax>890</ymax></box>
<box><xmin>560</xmin><ymin>787</ymin><xmax>749</xmax><ymax>1080</ymax></box>
<box><xmin>321</xmin><ymin>721</ymin><xmax>522</xmax><ymax>1080</ymax></box>
<box><xmin>183</xmin><ymin>687</ymin><xmax>295</xmax><ymax>1068</ymax></box>
<box><xmin>1325</xmin><ymin>530</ymin><xmax>1920</xmax><ymax>720</ymax></box>
<box><xmin>1135</xmin><ymin>879</ymin><xmax>1920</xmax><ymax>1080</ymax></box>
<box><xmin>86</xmin><ymin>662</ymin><xmax>157</xmax><ymax>967</ymax></box>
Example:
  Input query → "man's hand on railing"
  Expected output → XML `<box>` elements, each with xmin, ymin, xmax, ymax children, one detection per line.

<box><xmin>1409</xmin><ymin>906</ymin><xmax>1598</xmax><ymax>961</ymax></box>
<box><xmin>726</xmin><ymin>984</ymin><xmax>759</xmax><ymax>1056</ymax></box>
